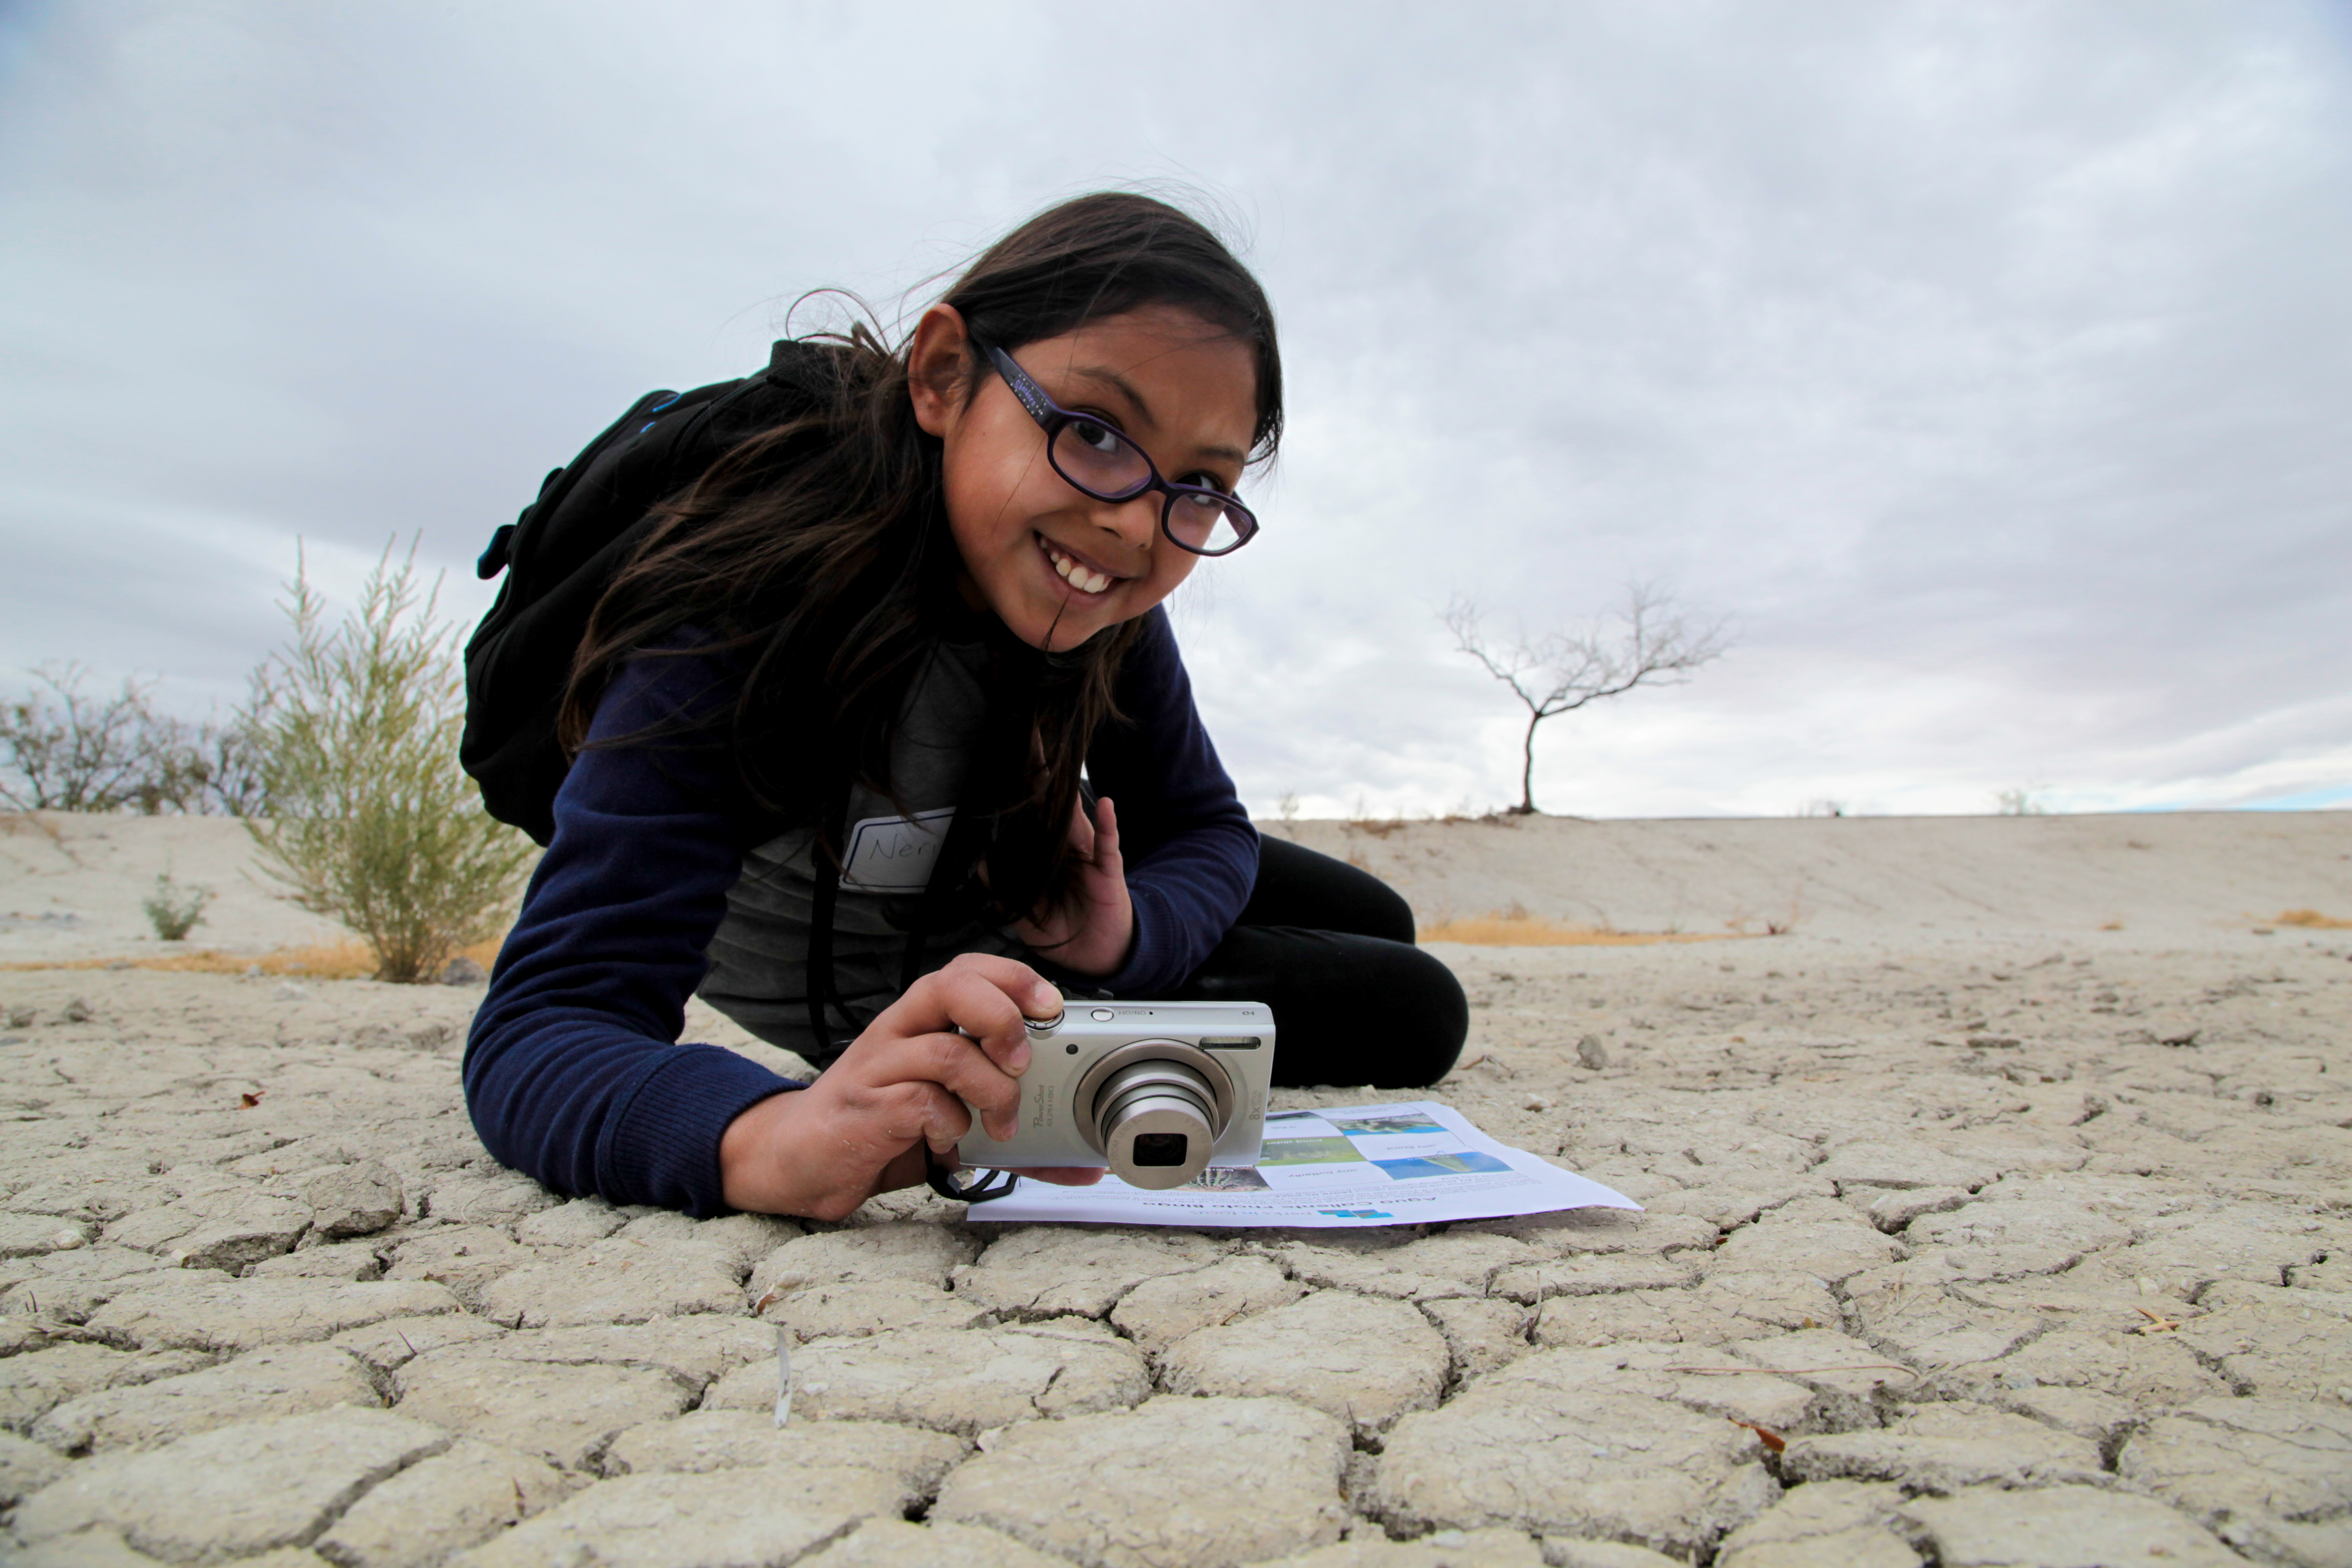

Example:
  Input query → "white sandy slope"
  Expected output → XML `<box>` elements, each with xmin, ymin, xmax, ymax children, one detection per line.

<box><xmin>5</xmin><ymin>809</ymin><xmax>2347</xmax><ymax>966</ymax></box>
<box><xmin>1280</xmin><ymin>810</ymin><xmax>2352</xmax><ymax>946</ymax></box>
<box><xmin>1</xmin><ymin>813</ymin><xmax>351</xmax><ymax>963</ymax></box>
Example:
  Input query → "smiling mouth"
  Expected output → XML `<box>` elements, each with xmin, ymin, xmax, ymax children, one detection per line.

<box><xmin>1037</xmin><ymin>534</ymin><xmax>1124</xmax><ymax>596</ymax></box>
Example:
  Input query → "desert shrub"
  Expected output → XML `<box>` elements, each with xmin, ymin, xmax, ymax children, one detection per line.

<box><xmin>242</xmin><ymin>541</ymin><xmax>536</xmax><ymax>983</ymax></box>
<box><xmin>142</xmin><ymin>869</ymin><xmax>212</xmax><ymax>941</ymax></box>
<box><xmin>0</xmin><ymin>663</ymin><xmax>266</xmax><ymax>816</ymax></box>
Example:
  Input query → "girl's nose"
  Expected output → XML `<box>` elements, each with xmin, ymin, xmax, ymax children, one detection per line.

<box><xmin>1093</xmin><ymin>492</ymin><xmax>1159</xmax><ymax>553</ymax></box>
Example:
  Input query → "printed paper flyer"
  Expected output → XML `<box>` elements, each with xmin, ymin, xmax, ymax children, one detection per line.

<box><xmin>970</xmin><ymin>1099</ymin><xmax>1639</xmax><ymax>1228</ymax></box>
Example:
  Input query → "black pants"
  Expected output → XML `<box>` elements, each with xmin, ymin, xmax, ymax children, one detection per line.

<box><xmin>1166</xmin><ymin>838</ymin><xmax>1467</xmax><ymax>1088</ymax></box>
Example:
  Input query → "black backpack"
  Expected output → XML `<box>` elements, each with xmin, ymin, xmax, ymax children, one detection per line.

<box><xmin>462</xmin><ymin>340</ymin><xmax>835</xmax><ymax>844</ymax></box>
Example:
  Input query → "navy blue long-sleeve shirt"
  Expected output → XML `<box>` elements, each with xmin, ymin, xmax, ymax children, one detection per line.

<box><xmin>463</xmin><ymin>607</ymin><xmax>1257</xmax><ymax>1215</ymax></box>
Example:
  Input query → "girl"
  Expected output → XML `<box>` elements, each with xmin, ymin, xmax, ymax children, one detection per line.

<box><xmin>465</xmin><ymin>193</ymin><xmax>1468</xmax><ymax>1222</ymax></box>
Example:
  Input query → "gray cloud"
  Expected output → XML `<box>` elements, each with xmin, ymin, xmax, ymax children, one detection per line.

<box><xmin>2</xmin><ymin>0</ymin><xmax>2345</xmax><ymax>815</ymax></box>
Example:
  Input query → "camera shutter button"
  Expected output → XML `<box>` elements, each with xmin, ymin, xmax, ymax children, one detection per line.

<box><xmin>1090</xmin><ymin>1008</ymin><xmax>1116</xmax><ymax>1022</ymax></box>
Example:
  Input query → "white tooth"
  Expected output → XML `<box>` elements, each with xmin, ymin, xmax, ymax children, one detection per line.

<box><xmin>1042</xmin><ymin>539</ymin><xmax>1111</xmax><ymax>593</ymax></box>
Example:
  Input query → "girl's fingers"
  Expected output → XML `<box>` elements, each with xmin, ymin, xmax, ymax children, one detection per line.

<box><xmin>854</xmin><ymin>1074</ymin><xmax>976</xmax><ymax>1155</ymax></box>
<box><xmin>938</xmin><ymin>951</ymin><xmax>1063</xmax><ymax>1024</ymax></box>
<box><xmin>927</xmin><ymin>960</ymin><xmax>1061</xmax><ymax>1076</ymax></box>
<box><xmin>913</xmin><ymin>1078</ymin><xmax>979</xmax><ymax>1153</ymax></box>
<box><xmin>1092</xmin><ymin>797</ymin><xmax>1122</xmax><ymax>874</ymax></box>
<box><xmin>895</xmin><ymin>1028</ymin><xmax>1030</xmax><ymax>1140</ymax></box>
<box><xmin>876</xmin><ymin>954</ymin><xmax>1056</xmax><ymax>1060</ymax></box>
<box><xmin>1067</xmin><ymin>795</ymin><xmax>1097</xmax><ymax>859</ymax></box>
<box><xmin>830</xmin><ymin>955</ymin><xmax>1065</xmax><ymax>1145</ymax></box>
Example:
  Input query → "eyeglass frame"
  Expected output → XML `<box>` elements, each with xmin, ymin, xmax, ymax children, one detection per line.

<box><xmin>976</xmin><ymin>341</ymin><xmax>1260</xmax><ymax>557</ymax></box>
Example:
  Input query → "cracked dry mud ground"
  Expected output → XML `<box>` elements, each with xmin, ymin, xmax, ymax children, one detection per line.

<box><xmin>3</xmin><ymin>929</ymin><xmax>2349</xmax><ymax>1568</ymax></box>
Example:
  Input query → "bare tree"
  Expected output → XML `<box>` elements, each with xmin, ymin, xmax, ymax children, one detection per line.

<box><xmin>1444</xmin><ymin>585</ymin><xmax>1728</xmax><ymax>815</ymax></box>
<box><xmin>1</xmin><ymin>664</ymin><xmax>174</xmax><ymax>812</ymax></box>
<box><xmin>0</xmin><ymin>663</ymin><xmax>267</xmax><ymax>815</ymax></box>
<box><xmin>196</xmin><ymin>718</ymin><xmax>271</xmax><ymax>817</ymax></box>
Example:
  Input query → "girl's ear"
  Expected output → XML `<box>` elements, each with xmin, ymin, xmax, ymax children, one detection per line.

<box><xmin>908</xmin><ymin>304</ymin><xmax>974</xmax><ymax>438</ymax></box>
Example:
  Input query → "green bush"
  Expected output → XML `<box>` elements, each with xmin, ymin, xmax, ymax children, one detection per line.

<box><xmin>142</xmin><ymin>869</ymin><xmax>212</xmax><ymax>941</ymax></box>
<box><xmin>242</xmin><ymin>541</ymin><xmax>536</xmax><ymax>983</ymax></box>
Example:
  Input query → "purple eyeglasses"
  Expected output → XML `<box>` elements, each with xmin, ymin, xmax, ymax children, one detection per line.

<box><xmin>979</xmin><ymin>342</ymin><xmax>1259</xmax><ymax>557</ymax></box>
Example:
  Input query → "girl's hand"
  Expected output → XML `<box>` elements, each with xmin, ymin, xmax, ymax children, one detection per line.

<box><xmin>1009</xmin><ymin>794</ymin><xmax>1134</xmax><ymax>977</ymax></box>
<box><xmin>717</xmin><ymin>953</ymin><xmax>1099</xmax><ymax>1220</ymax></box>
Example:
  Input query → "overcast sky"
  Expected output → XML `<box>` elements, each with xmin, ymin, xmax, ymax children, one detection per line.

<box><xmin>3</xmin><ymin>0</ymin><xmax>2347</xmax><ymax>819</ymax></box>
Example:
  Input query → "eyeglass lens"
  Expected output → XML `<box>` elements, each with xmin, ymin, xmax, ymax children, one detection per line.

<box><xmin>1050</xmin><ymin>416</ymin><xmax>1150</xmax><ymax>495</ymax></box>
<box><xmin>1048</xmin><ymin>419</ymin><xmax>1252</xmax><ymax>556</ymax></box>
<box><xmin>1165</xmin><ymin>490</ymin><xmax>1250</xmax><ymax>555</ymax></box>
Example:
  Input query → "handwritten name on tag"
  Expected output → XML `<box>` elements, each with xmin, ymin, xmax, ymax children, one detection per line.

<box><xmin>839</xmin><ymin>807</ymin><xmax>956</xmax><ymax>892</ymax></box>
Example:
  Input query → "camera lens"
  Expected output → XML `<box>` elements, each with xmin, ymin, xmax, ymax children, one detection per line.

<box><xmin>1093</xmin><ymin>1058</ymin><xmax>1220</xmax><ymax>1189</ymax></box>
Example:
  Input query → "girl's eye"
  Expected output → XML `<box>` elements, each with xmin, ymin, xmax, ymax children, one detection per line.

<box><xmin>1180</xmin><ymin>474</ymin><xmax>1233</xmax><ymax>496</ymax></box>
<box><xmin>1070</xmin><ymin>418</ymin><xmax>1124</xmax><ymax>456</ymax></box>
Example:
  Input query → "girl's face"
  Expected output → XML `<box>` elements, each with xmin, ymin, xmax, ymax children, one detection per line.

<box><xmin>910</xmin><ymin>303</ymin><xmax>1259</xmax><ymax>652</ymax></box>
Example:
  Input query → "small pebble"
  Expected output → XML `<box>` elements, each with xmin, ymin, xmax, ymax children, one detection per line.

<box><xmin>1576</xmin><ymin>1033</ymin><xmax>1609</xmax><ymax>1070</ymax></box>
<box><xmin>275</xmin><ymin>981</ymin><xmax>311</xmax><ymax>1001</ymax></box>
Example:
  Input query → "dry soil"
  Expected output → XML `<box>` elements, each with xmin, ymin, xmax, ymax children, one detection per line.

<box><xmin>2</xmin><ymin>810</ymin><xmax>2348</xmax><ymax>1567</ymax></box>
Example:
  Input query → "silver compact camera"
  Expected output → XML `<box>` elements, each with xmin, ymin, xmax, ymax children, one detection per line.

<box><xmin>955</xmin><ymin>1000</ymin><xmax>1275</xmax><ymax>1189</ymax></box>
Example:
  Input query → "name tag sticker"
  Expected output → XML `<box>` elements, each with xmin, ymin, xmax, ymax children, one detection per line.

<box><xmin>838</xmin><ymin>807</ymin><xmax>956</xmax><ymax>892</ymax></box>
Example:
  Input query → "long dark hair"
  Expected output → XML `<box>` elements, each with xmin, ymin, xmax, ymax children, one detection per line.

<box><xmin>560</xmin><ymin>192</ymin><xmax>1283</xmax><ymax>918</ymax></box>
